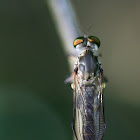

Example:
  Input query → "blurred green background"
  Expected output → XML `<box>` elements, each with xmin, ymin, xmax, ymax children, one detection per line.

<box><xmin>0</xmin><ymin>0</ymin><xmax>140</xmax><ymax>140</ymax></box>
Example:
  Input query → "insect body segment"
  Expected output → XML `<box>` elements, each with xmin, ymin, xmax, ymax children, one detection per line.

<box><xmin>74</xmin><ymin>35</ymin><xmax>100</xmax><ymax>55</ymax></box>
<box><xmin>72</xmin><ymin>34</ymin><xmax>106</xmax><ymax>140</ymax></box>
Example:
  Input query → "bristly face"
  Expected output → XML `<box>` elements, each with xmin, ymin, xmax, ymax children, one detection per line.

<box><xmin>73</xmin><ymin>34</ymin><xmax>100</xmax><ymax>55</ymax></box>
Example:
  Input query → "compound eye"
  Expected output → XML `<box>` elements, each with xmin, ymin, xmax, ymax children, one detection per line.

<box><xmin>73</xmin><ymin>37</ymin><xmax>84</xmax><ymax>48</ymax></box>
<box><xmin>88</xmin><ymin>36</ymin><xmax>100</xmax><ymax>48</ymax></box>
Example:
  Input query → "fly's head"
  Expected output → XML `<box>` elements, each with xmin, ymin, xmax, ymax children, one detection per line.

<box><xmin>73</xmin><ymin>34</ymin><xmax>100</xmax><ymax>55</ymax></box>
<box><xmin>73</xmin><ymin>35</ymin><xmax>100</xmax><ymax>80</ymax></box>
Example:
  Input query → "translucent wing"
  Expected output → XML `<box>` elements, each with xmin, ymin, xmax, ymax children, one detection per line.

<box><xmin>72</xmin><ymin>72</ymin><xmax>106</xmax><ymax>140</ymax></box>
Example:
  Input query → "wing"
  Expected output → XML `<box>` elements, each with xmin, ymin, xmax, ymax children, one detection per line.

<box><xmin>72</xmin><ymin>73</ymin><xmax>106</xmax><ymax>140</ymax></box>
<box><xmin>72</xmin><ymin>89</ymin><xmax>78</xmax><ymax>140</ymax></box>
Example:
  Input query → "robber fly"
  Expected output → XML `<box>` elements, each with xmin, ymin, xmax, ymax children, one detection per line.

<box><xmin>71</xmin><ymin>34</ymin><xmax>106</xmax><ymax>140</ymax></box>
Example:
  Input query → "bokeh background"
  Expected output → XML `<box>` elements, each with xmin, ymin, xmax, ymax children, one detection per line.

<box><xmin>0</xmin><ymin>0</ymin><xmax>140</xmax><ymax>140</ymax></box>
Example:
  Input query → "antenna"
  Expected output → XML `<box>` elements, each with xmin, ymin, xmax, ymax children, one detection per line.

<box><xmin>85</xmin><ymin>23</ymin><xmax>94</xmax><ymax>35</ymax></box>
<box><xmin>77</xmin><ymin>23</ymin><xmax>94</xmax><ymax>37</ymax></box>
<box><xmin>78</xmin><ymin>25</ymin><xmax>85</xmax><ymax>35</ymax></box>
